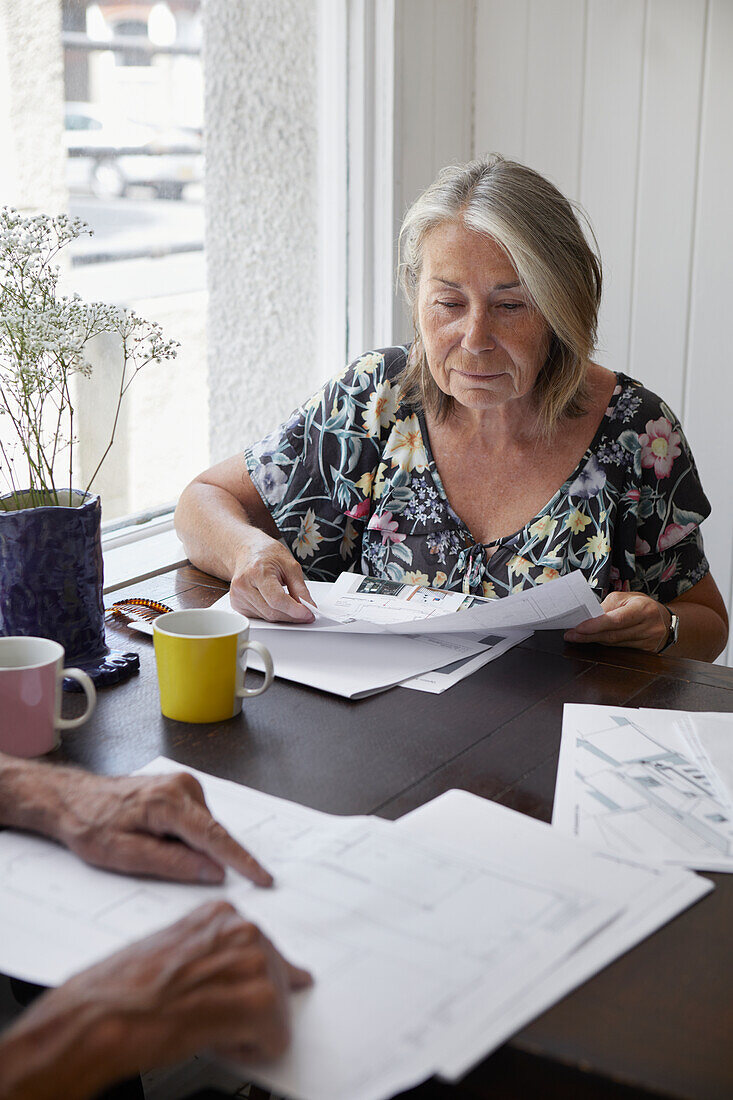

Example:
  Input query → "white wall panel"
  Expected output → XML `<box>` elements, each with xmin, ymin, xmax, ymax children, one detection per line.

<box><xmin>474</xmin><ymin>0</ymin><xmax>529</xmax><ymax>161</ymax></box>
<box><xmin>396</xmin><ymin>0</ymin><xmax>474</xmax><ymax>227</ymax></box>
<box><xmin>474</xmin><ymin>0</ymin><xmax>586</xmax><ymax>199</ymax></box>
<box><xmin>523</xmin><ymin>0</ymin><xmax>587</xmax><ymax>199</ymax></box>
<box><xmin>431</xmin><ymin>0</ymin><xmax>474</xmax><ymax>170</ymax></box>
<box><xmin>628</xmin><ymin>0</ymin><xmax>706</xmax><ymax>412</ymax></box>
<box><xmin>350</xmin><ymin>0</ymin><xmax>474</xmax><ymax>353</ymax></box>
<box><xmin>578</xmin><ymin>0</ymin><xmax>646</xmax><ymax>370</ymax></box>
<box><xmin>682</xmin><ymin>0</ymin><xmax>733</xmax><ymax>664</ymax></box>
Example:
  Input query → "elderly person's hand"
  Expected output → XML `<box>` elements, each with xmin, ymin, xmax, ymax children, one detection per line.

<box><xmin>564</xmin><ymin>591</ymin><xmax>671</xmax><ymax>653</ymax></box>
<box><xmin>230</xmin><ymin>522</ymin><xmax>315</xmax><ymax>624</ymax></box>
<box><xmin>6</xmin><ymin>761</ymin><xmax>273</xmax><ymax>886</ymax></box>
<box><xmin>564</xmin><ymin>574</ymin><xmax>728</xmax><ymax>659</ymax></box>
<box><xmin>175</xmin><ymin>456</ymin><xmax>315</xmax><ymax>624</ymax></box>
<box><xmin>0</xmin><ymin>901</ymin><xmax>313</xmax><ymax>1100</ymax></box>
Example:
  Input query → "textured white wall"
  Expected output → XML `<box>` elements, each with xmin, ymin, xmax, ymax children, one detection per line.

<box><xmin>204</xmin><ymin>0</ymin><xmax>319</xmax><ymax>463</ymax></box>
<box><xmin>0</xmin><ymin>0</ymin><xmax>68</xmax><ymax>496</ymax></box>
<box><xmin>0</xmin><ymin>0</ymin><xmax>65</xmax><ymax>212</ymax></box>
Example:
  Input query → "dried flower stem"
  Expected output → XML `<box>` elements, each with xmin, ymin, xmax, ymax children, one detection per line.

<box><xmin>0</xmin><ymin>207</ymin><xmax>178</xmax><ymax>506</ymax></box>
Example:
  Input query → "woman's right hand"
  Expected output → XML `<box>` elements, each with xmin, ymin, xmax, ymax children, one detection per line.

<box><xmin>231</xmin><ymin>532</ymin><xmax>315</xmax><ymax>623</ymax></box>
<box><xmin>175</xmin><ymin>458</ymin><xmax>316</xmax><ymax>623</ymax></box>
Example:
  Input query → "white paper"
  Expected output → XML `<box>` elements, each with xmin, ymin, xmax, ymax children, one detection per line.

<box><xmin>318</xmin><ymin>571</ymin><xmax>602</xmax><ymax>634</ymax></box>
<box><xmin>247</xmin><ymin>622</ymin><xmax>488</xmax><ymax>698</ymax></box>
<box><xmin>325</xmin><ymin>573</ymin><xmax>471</xmax><ymax>623</ymax></box>
<box><xmin>212</xmin><ymin>590</ymin><xmax>489</xmax><ymax>698</ymax></box>
<box><xmin>554</xmin><ymin>704</ymin><xmax>733</xmax><ymax>872</ymax></box>
<box><xmin>673</xmin><ymin>712</ymin><xmax>733</xmax><ymax>807</ymax></box>
<box><xmin>0</xmin><ymin>758</ymin><xmax>624</xmax><ymax>1100</ymax></box>
<box><xmin>208</xmin><ymin>570</ymin><xmax>601</xmax><ymax>696</ymax></box>
<box><xmin>135</xmin><ymin>587</ymin><xmax>506</xmax><ymax>698</ymax></box>
<box><xmin>216</xmin><ymin>571</ymin><xmax>602</xmax><ymax>636</ymax></box>
<box><xmin>397</xmin><ymin>789</ymin><xmax>711</xmax><ymax>1079</ymax></box>
<box><xmin>400</xmin><ymin>630</ymin><xmax>531</xmax><ymax>693</ymax></box>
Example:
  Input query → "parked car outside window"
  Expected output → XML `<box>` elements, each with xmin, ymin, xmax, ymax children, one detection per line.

<box><xmin>64</xmin><ymin>102</ymin><xmax>204</xmax><ymax>201</ymax></box>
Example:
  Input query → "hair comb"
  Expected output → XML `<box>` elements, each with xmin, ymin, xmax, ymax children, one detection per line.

<box><xmin>105</xmin><ymin>597</ymin><xmax>174</xmax><ymax>628</ymax></box>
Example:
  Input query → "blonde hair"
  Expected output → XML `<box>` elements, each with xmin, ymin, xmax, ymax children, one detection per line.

<box><xmin>397</xmin><ymin>153</ymin><xmax>602</xmax><ymax>437</ymax></box>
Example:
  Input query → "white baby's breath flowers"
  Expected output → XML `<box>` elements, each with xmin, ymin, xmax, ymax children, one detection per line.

<box><xmin>0</xmin><ymin>207</ymin><xmax>178</xmax><ymax>508</ymax></box>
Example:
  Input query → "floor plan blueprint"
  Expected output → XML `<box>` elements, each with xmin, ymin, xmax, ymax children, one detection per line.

<box><xmin>0</xmin><ymin>757</ymin><xmax>623</xmax><ymax>1100</ymax></box>
<box><xmin>554</xmin><ymin>704</ymin><xmax>733</xmax><ymax>871</ymax></box>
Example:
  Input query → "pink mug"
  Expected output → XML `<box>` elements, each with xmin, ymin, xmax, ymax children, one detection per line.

<box><xmin>0</xmin><ymin>637</ymin><xmax>96</xmax><ymax>758</ymax></box>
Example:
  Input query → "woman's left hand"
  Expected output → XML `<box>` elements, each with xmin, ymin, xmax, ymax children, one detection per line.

<box><xmin>564</xmin><ymin>591</ymin><xmax>670</xmax><ymax>653</ymax></box>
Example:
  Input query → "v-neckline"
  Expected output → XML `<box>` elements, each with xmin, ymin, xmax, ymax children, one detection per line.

<box><xmin>414</xmin><ymin>373</ymin><xmax>624</xmax><ymax>549</ymax></box>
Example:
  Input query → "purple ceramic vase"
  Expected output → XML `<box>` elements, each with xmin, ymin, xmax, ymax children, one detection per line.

<box><xmin>0</xmin><ymin>489</ymin><xmax>107</xmax><ymax>665</ymax></box>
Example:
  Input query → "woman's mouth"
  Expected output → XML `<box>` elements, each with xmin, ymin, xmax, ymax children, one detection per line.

<box><xmin>453</xmin><ymin>369</ymin><xmax>506</xmax><ymax>381</ymax></box>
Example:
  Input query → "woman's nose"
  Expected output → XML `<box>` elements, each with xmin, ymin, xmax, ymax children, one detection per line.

<box><xmin>461</xmin><ymin>308</ymin><xmax>495</xmax><ymax>355</ymax></box>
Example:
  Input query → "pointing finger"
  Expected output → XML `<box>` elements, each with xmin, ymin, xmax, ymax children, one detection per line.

<box><xmin>147</xmin><ymin>796</ymin><xmax>273</xmax><ymax>887</ymax></box>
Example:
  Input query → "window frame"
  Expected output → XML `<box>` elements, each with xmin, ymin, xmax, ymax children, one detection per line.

<box><xmin>103</xmin><ymin>0</ymin><xmax>389</xmax><ymax>588</ymax></box>
<box><xmin>101</xmin><ymin>506</ymin><xmax>187</xmax><ymax>593</ymax></box>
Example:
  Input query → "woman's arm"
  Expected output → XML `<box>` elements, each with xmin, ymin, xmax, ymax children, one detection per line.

<box><xmin>175</xmin><ymin>455</ymin><xmax>314</xmax><ymax>622</ymax></box>
<box><xmin>565</xmin><ymin>572</ymin><xmax>729</xmax><ymax>661</ymax></box>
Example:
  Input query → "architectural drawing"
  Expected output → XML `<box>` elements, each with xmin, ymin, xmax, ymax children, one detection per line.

<box><xmin>0</xmin><ymin>758</ymin><xmax>621</xmax><ymax>1100</ymax></box>
<box><xmin>556</xmin><ymin>705</ymin><xmax>733</xmax><ymax>870</ymax></box>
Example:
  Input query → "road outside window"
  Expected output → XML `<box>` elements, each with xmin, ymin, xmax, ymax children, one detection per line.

<box><xmin>61</xmin><ymin>0</ymin><xmax>208</xmax><ymax>525</ymax></box>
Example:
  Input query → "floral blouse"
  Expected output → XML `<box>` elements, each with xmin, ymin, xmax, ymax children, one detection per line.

<box><xmin>244</xmin><ymin>346</ymin><xmax>711</xmax><ymax>603</ymax></box>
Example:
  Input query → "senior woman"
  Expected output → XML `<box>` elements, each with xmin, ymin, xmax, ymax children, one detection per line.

<box><xmin>176</xmin><ymin>155</ymin><xmax>728</xmax><ymax>661</ymax></box>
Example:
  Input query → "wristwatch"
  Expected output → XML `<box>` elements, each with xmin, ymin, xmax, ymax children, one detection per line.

<box><xmin>657</xmin><ymin>605</ymin><xmax>680</xmax><ymax>654</ymax></box>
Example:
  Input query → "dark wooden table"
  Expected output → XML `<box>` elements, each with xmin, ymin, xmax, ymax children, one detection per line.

<box><xmin>57</xmin><ymin>565</ymin><xmax>733</xmax><ymax>1100</ymax></box>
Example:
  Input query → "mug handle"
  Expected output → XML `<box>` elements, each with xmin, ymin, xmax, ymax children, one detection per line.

<box><xmin>237</xmin><ymin>640</ymin><xmax>274</xmax><ymax>698</ymax></box>
<box><xmin>57</xmin><ymin>668</ymin><xmax>97</xmax><ymax>729</ymax></box>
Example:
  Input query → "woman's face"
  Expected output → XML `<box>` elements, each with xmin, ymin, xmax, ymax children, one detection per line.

<box><xmin>416</xmin><ymin>220</ymin><xmax>551</xmax><ymax>416</ymax></box>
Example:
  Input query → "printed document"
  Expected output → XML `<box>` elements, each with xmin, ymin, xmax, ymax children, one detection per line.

<box><xmin>300</xmin><ymin>570</ymin><xmax>602</xmax><ymax>635</ymax></box>
<box><xmin>554</xmin><ymin>704</ymin><xmax>733</xmax><ymax>872</ymax></box>
<box><xmin>0</xmin><ymin>758</ymin><xmax>624</xmax><ymax>1100</ymax></box>
<box><xmin>241</xmin><ymin>618</ymin><xmax>492</xmax><ymax>697</ymax></box>
<box><xmin>397</xmin><ymin>789</ymin><xmax>711</xmax><ymax>1079</ymax></box>
<box><xmin>673</xmin><ymin>711</ymin><xmax>733</xmax><ymax>807</ymax></box>
<box><xmin>211</xmin><ymin>587</ymin><xmax>523</xmax><ymax>698</ymax></box>
<box><xmin>399</xmin><ymin>629</ymin><xmax>532</xmax><ymax>693</ymax></box>
<box><xmin>209</xmin><ymin>568</ymin><xmax>601</xmax><ymax>696</ymax></box>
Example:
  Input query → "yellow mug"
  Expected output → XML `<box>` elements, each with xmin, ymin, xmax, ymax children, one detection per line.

<box><xmin>153</xmin><ymin>608</ymin><xmax>274</xmax><ymax>723</ymax></box>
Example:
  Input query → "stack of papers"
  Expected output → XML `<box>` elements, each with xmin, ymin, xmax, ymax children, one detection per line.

<box><xmin>288</xmin><ymin>570</ymin><xmax>602</xmax><ymax>635</ymax></box>
<box><xmin>677</xmin><ymin>711</ymin><xmax>733</xmax><ymax>808</ymax></box>
<box><xmin>210</xmin><ymin>570</ymin><xmax>602</xmax><ymax>698</ymax></box>
<box><xmin>0</xmin><ymin>757</ymin><xmax>709</xmax><ymax>1100</ymax></box>
<box><xmin>397</xmin><ymin>788</ymin><xmax>711</xmax><ymax>1079</ymax></box>
<box><xmin>554</xmin><ymin>705</ymin><xmax>733</xmax><ymax>871</ymax></box>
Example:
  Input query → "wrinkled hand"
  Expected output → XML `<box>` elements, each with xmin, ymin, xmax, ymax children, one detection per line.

<box><xmin>74</xmin><ymin>901</ymin><xmax>312</xmax><ymax>1064</ymax></box>
<box><xmin>564</xmin><ymin>591</ymin><xmax>671</xmax><ymax>653</ymax></box>
<box><xmin>53</xmin><ymin>770</ymin><xmax>273</xmax><ymax>885</ymax></box>
<box><xmin>230</xmin><ymin>534</ymin><xmax>314</xmax><ymax>623</ymax></box>
<box><xmin>0</xmin><ymin>902</ymin><xmax>313</xmax><ymax>1100</ymax></box>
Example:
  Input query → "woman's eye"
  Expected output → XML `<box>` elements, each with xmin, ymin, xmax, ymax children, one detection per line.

<box><xmin>498</xmin><ymin>302</ymin><xmax>523</xmax><ymax>311</ymax></box>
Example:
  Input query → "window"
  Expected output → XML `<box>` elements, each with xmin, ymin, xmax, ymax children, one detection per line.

<box><xmin>60</xmin><ymin>0</ymin><xmax>207</xmax><ymax>526</ymax></box>
<box><xmin>2</xmin><ymin>0</ymin><xmax>327</xmax><ymax>558</ymax></box>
